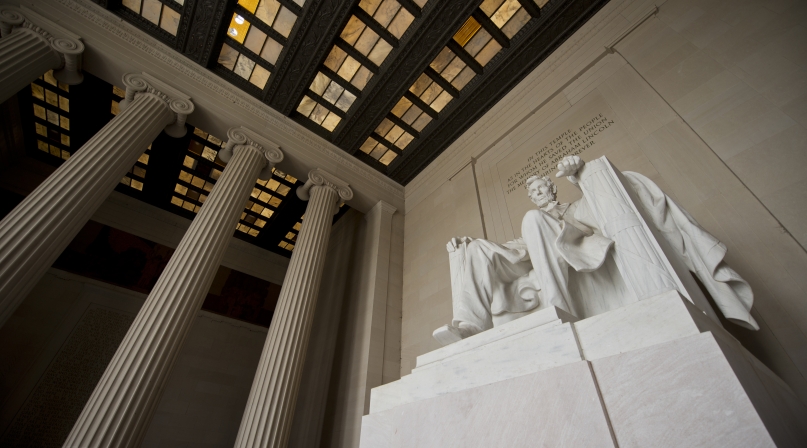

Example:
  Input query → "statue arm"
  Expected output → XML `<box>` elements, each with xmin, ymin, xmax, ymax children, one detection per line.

<box><xmin>556</xmin><ymin>155</ymin><xmax>585</xmax><ymax>189</ymax></box>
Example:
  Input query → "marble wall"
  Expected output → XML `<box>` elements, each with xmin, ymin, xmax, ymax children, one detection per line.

<box><xmin>141</xmin><ymin>312</ymin><xmax>268</xmax><ymax>447</ymax></box>
<box><xmin>402</xmin><ymin>0</ymin><xmax>807</xmax><ymax>404</ymax></box>
<box><xmin>322</xmin><ymin>204</ymin><xmax>405</xmax><ymax>448</ymax></box>
<box><xmin>0</xmin><ymin>270</ymin><xmax>268</xmax><ymax>447</ymax></box>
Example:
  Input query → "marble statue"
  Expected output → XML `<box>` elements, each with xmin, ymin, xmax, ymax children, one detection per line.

<box><xmin>434</xmin><ymin>155</ymin><xmax>757</xmax><ymax>345</ymax></box>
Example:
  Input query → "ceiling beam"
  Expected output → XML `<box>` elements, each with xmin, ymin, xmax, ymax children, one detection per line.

<box><xmin>403</xmin><ymin>91</ymin><xmax>438</xmax><ymax>119</ymax></box>
<box><xmin>518</xmin><ymin>0</ymin><xmax>543</xmax><ymax>18</ymax></box>
<box><xmin>370</xmin><ymin>132</ymin><xmax>403</xmax><ymax>155</ymax></box>
<box><xmin>472</xmin><ymin>9</ymin><xmax>510</xmax><ymax>49</ymax></box>
<box><xmin>263</xmin><ymin>0</ymin><xmax>360</xmax><ymax>115</ymax></box>
<box><xmin>424</xmin><ymin>67</ymin><xmax>460</xmax><ymax>98</ymax></box>
<box><xmin>388</xmin><ymin>0</ymin><xmax>609</xmax><ymax>184</ymax></box>
<box><xmin>180</xmin><ymin>0</ymin><xmax>235</xmax><ymax>66</ymax></box>
<box><xmin>386</xmin><ymin>113</ymin><xmax>420</xmax><ymax>140</ymax></box>
<box><xmin>353</xmin><ymin>7</ymin><xmax>399</xmax><ymax>48</ymax></box>
<box><xmin>396</xmin><ymin>0</ymin><xmax>423</xmax><ymax>18</ymax></box>
<box><xmin>334</xmin><ymin>38</ymin><xmax>380</xmax><ymax>73</ymax></box>
<box><xmin>446</xmin><ymin>39</ymin><xmax>484</xmax><ymax>75</ymax></box>
<box><xmin>333</xmin><ymin>0</ymin><xmax>483</xmax><ymax>153</ymax></box>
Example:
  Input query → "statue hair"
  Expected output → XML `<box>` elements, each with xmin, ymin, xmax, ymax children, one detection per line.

<box><xmin>525</xmin><ymin>175</ymin><xmax>557</xmax><ymax>195</ymax></box>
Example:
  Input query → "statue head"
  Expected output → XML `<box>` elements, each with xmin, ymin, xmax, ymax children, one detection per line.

<box><xmin>526</xmin><ymin>175</ymin><xmax>557</xmax><ymax>208</ymax></box>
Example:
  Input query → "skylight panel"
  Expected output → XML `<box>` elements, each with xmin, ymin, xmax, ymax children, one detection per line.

<box><xmin>481</xmin><ymin>0</ymin><xmax>531</xmax><ymax>36</ymax></box>
<box><xmin>278</xmin><ymin>215</ymin><xmax>306</xmax><ymax>251</ymax></box>
<box><xmin>121</xmin><ymin>145</ymin><xmax>151</xmax><ymax>192</ymax></box>
<box><xmin>217</xmin><ymin>0</ymin><xmax>307</xmax><ymax>90</ymax></box>
<box><xmin>297</xmin><ymin>0</ymin><xmax>424</xmax><ymax>132</ymax></box>
<box><xmin>30</xmin><ymin>71</ymin><xmax>72</xmax><ymax>162</ymax></box>
<box><xmin>121</xmin><ymin>0</ymin><xmax>182</xmax><ymax>35</ymax></box>
<box><xmin>171</xmin><ymin>126</ymin><xmax>296</xmax><ymax>238</ymax></box>
<box><xmin>171</xmin><ymin>128</ymin><xmax>227</xmax><ymax>214</ymax></box>
<box><xmin>238</xmin><ymin>168</ymin><xmax>297</xmax><ymax>238</ymax></box>
<box><xmin>359</xmin><ymin>136</ymin><xmax>398</xmax><ymax>166</ymax></box>
<box><xmin>360</xmin><ymin>0</ymin><xmax>546</xmax><ymax>169</ymax></box>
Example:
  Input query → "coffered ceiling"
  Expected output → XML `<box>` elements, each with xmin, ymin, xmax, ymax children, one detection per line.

<box><xmin>87</xmin><ymin>0</ymin><xmax>609</xmax><ymax>185</ymax></box>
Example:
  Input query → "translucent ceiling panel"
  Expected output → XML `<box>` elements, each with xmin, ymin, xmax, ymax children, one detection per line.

<box><xmin>239</xmin><ymin>168</ymin><xmax>296</xmax><ymax>237</ymax></box>
<box><xmin>122</xmin><ymin>0</ymin><xmax>181</xmax><ymax>35</ymax></box>
<box><xmin>298</xmin><ymin>0</ymin><xmax>424</xmax><ymax>132</ymax></box>
<box><xmin>359</xmin><ymin>0</ymin><xmax>416</xmax><ymax>40</ymax></box>
<box><xmin>481</xmin><ymin>0</ymin><xmax>530</xmax><ymax>37</ymax></box>
<box><xmin>216</xmin><ymin>0</ymin><xmax>306</xmax><ymax>91</ymax></box>
<box><xmin>359</xmin><ymin>136</ymin><xmax>398</xmax><ymax>166</ymax></box>
<box><xmin>171</xmin><ymin>128</ymin><xmax>227</xmax><ymax>215</ymax></box>
<box><xmin>30</xmin><ymin>71</ymin><xmax>72</xmax><ymax>162</ymax></box>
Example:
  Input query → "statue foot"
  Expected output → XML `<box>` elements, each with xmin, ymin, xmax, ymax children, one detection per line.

<box><xmin>433</xmin><ymin>322</ymin><xmax>485</xmax><ymax>346</ymax></box>
<box><xmin>432</xmin><ymin>325</ymin><xmax>462</xmax><ymax>346</ymax></box>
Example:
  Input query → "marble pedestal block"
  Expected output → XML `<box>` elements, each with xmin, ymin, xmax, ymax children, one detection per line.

<box><xmin>362</xmin><ymin>291</ymin><xmax>807</xmax><ymax>447</ymax></box>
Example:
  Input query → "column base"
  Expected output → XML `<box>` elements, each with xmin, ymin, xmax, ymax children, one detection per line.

<box><xmin>362</xmin><ymin>291</ymin><xmax>807</xmax><ymax>447</ymax></box>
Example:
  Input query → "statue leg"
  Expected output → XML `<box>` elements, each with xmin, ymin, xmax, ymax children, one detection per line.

<box><xmin>453</xmin><ymin>240</ymin><xmax>530</xmax><ymax>336</ymax></box>
<box><xmin>521</xmin><ymin>210</ymin><xmax>572</xmax><ymax>313</ymax></box>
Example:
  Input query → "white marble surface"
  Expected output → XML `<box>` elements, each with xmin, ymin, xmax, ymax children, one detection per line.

<box><xmin>592</xmin><ymin>332</ymin><xmax>777</xmax><ymax>448</ymax></box>
<box><xmin>370</xmin><ymin>321</ymin><xmax>582</xmax><ymax>413</ymax></box>
<box><xmin>401</xmin><ymin>0</ymin><xmax>807</xmax><ymax>407</ymax></box>
<box><xmin>365</xmin><ymin>287</ymin><xmax>807</xmax><ymax>447</ymax></box>
<box><xmin>234</xmin><ymin>170</ymin><xmax>352</xmax><ymax>448</ymax></box>
<box><xmin>361</xmin><ymin>361</ymin><xmax>615</xmax><ymax>448</ymax></box>
<box><xmin>575</xmin><ymin>289</ymin><xmax>716</xmax><ymax>360</ymax></box>
<box><xmin>439</xmin><ymin>155</ymin><xmax>756</xmax><ymax>350</ymax></box>
<box><xmin>416</xmin><ymin>305</ymin><xmax>576</xmax><ymax>369</ymax></box>
<box><xmin>708</xmin><ymin>330</ymin><xmax>807</xmax><ymax>447</ymax></box>
<box><xmin>64</xmin><ymin>130</ymin><xmax>263</xmax><ymax>448</ymax></box>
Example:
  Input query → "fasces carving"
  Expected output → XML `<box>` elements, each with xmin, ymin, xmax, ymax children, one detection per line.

<box><xmin>0</xmin><ymin>307</ymin><xmax>135</xmax><ymax>448</ymax></box>
<box><xmin>434</xmin><ymin>156</ymin><xmax>758</xmax><ymax>346</ymax></box>
<box><xmin>505</xmin><ymin>113</ymin><xmax>614</xmax><ymax>195</ymax></box>
<box><xmin>390</xmin><ymin>0</ymin><xmax>610</xmax><ymax>184</ymax></box>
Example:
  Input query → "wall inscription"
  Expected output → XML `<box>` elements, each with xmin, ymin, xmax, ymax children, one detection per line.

<box><xmin>478</xmin><ymin>92</ymin><xmax>628</xmax><ymax>241</ymax></box>
<box><xmin>504</xmin><ymin>113</ymin><xmax>615</xmax><ymax>195</ymax></box>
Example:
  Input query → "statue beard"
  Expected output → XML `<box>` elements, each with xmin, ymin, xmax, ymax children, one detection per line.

<box><xmin>530</xmin><ymin>192</ymin><xmax>556</xmax><ymax>209</ymax></box>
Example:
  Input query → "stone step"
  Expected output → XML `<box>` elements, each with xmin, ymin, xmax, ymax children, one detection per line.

<box><xmin>371</xmin><ymin>290</ymin><xmax>729</xmax><ymax>414</ymax></box>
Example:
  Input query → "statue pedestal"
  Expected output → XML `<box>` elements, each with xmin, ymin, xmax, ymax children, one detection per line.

<box><xmin>361</xmin><ymin>291</ymin><xmax>807</xmax><ymax>447</ymax></box>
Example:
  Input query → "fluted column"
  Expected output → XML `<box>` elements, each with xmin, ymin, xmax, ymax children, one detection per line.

<box><xmin>0</xmin><ymin>73</ymin><xmax>193</xmax><ymax>328</ymax></box>
<box><xmin>0</xmin><ymin>5</ymin><xmax>85</xmax><ymax>103</ymax></box>
<box><xmin>235</xmin><ymin>169</ymin><xmax>353</xmax><ymax>448</ymax></box>
<box><xmin>63</xmin><ymin>127</ymin><xmax>284</xmax><ymax>448</ymax></box>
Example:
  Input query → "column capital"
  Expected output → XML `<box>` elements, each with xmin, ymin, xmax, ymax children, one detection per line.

<box><xmin>373</xmin><ymin>200</ymin><xmax>397</xmax><ymax>216</ymax></box>
<box><xmin>120</xmin><ymin>72</ymin><xmax>195</xmax><ymax>138</ymax></box>
<box><xmin>220</xmin><ymin>126</ymin><xmax>284</xmax><ymax>180</ymax></box>
<box><xmin>297</xmin><ymin>169</ymin><xmax>354</xmax><ymax>206</ymax></box>
<box><xmin>0</xmin><ymin>5</ymin><xmax>84</xmax><ymax>84</ymax></box>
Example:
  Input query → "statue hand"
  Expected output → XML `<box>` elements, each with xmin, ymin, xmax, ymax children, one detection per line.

<box><xmin>447</xmin><ymin>236</ymin><xmax>473</xmax><ymax>252</ymax></box>
<box><xmin>556</xmin><ymin>155</ymin><xmax>584</xmax><ymax>178</ymax></box>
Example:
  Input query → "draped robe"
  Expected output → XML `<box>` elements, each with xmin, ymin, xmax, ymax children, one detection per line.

<box><xmin>452</xmin><ymin>171</ymin><xmax>757</xmax><ymax>333</ymax></box>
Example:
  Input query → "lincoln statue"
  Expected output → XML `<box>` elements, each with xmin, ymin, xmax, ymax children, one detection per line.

<box><xmin>435</xmin><ymin>155</ymin><xmax>757</xmax><ymax>344</ymax></box>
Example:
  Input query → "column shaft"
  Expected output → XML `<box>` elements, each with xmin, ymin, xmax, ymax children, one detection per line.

<box><xmin>63</xmin><ymin>145</ymin><xmax>265</xmax><ymax>448</ymax></box>
<box><xmin>0</xmin><ymin>28</ymin><xmax>60</xmax><ymax>103</ymax></box>
<box><xmin>236</xmin><ymin>184</ymin><xmax>340</xmax><ymax>448</ymax></box>
<box><xmin>0</xmin><ymin>93</ymin><xmax>173</xmax><ymax>327</ymax></box>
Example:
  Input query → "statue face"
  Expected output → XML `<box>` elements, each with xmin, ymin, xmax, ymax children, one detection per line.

<box><xmin>527</xmin><ymin>180</ymin><xmax>556</xmax><ymax>208</ymax></box>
